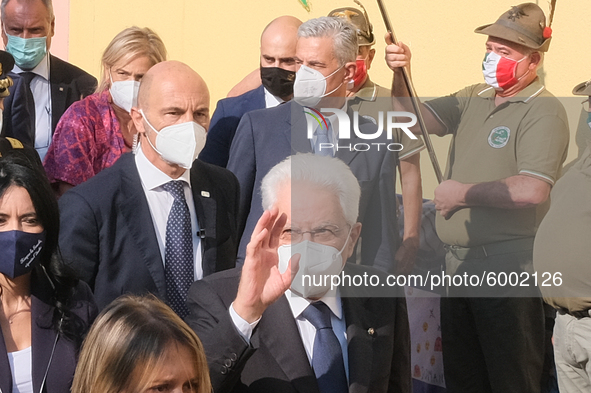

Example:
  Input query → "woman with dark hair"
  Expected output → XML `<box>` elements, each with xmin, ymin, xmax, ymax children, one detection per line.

<box><xmin>72</xmin><ymin>295</ymin><xmax>211</xmax><ymax>393</ymax></box>
<box><xmin>0</xmin><ymin>153</ymin><xmax>97</xmax><ymax>393</ymax></box>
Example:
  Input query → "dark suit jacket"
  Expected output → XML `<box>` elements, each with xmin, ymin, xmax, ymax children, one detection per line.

<box><xmin>227</xmin><ymin>101</ymin><xmax>399</xmax><ymax>272</ymax></box>
<box><xmin>58</xmin><ymin>153</ymin><xmax>240</xmax><ymax>310</ymax></box>
<box><xmin>185</xmin><ymin>263</ymin><xmax>410</xmax><ymax>393</ymax></box>
<box><xmin>1</xmin><ymin>55</ymin><xmax>97</xmax><ymax>147</ymax></box>
<box><xmin>199</xmin><ymin>86</ymin><xmax>265</xmax><ymax>167</ymax></box>
<box><xmin>0</xmin><ymin>277</ymin><xmax>97</xmax><ymax>393</ymax></box>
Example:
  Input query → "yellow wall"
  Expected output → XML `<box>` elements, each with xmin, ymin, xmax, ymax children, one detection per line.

<box><xmin>68</xmin><ymin>0</ymin><xmax>591</xmax><ymax>197</ymax></box>
<box><xmin>51</xmin><ymin>0</ymin><xmax>69</xmax><ymax>59</ymax></box>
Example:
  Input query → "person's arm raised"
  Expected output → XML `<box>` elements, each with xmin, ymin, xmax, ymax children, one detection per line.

<box><xmin>384</xmin><ymin>34</ymin><xmax>447</xmax><ymax>137</ymax></box>
<box><xmin>233</xmin><ymin>208</ymin><xmax>299</xmax><ymax>323</ymax></box>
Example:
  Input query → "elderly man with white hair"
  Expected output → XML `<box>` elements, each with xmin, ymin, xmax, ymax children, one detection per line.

<box><xmin>186</xmin><ymin>153</ymin><xmax>410</xmax><ymax>393</ymax></box>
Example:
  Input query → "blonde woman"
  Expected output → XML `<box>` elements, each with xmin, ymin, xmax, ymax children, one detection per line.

<box><xmin>72</xmin><ymin>295</ymin><xmax>211</xmax><ymax>393</ymax></box>
<box><xmin>43</xmin><ymin>27</ymin><xmax>167</xmax><ymax>196</ymax></box>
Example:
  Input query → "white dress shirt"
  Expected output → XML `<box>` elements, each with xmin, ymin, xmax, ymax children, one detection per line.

<box><xmin>264</xmin><ymin>87</ymin><xmax>285</xmax><ymax>108</ymax></box>
<box><xmin>230</xmin><ymin>288</ymin><xmax>350</xmax><ymax>382</ymax></box>
<box><xmin>8</xmin><ymin>346</ymin><xmax>33</xmax><ymax>393</ymax></box>
<box><xmin>135</xmin><ymin>146</ymin><xmax>203</xmax><ymax>280</ymax></box>
<box><xmin>14</xmin><ymin>54</ymin><xmax>52</xmax><ymax>160</ymax></box>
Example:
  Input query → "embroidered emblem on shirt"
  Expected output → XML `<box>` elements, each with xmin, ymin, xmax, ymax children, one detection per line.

<box><xmin>488</xmin><ymin>126</ymin><xmax>510</xmax><ymax>148</ymax></box>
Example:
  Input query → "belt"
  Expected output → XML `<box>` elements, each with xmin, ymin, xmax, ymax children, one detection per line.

<box><xmin>445</xmin><ymin>237</ymin><xmax>535</xmax><ymax>260</ymax></box>
<box><xmin>560</xmin><ymin>308</ymin><xmax>591</xmax><ymax>319</ymax></box>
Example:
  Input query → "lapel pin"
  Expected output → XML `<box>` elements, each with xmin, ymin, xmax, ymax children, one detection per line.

<box><xmin>59</xmin><ymin>87</ymin><xmax>64</xmax><ymax>91</ymax></box>
<box><xmin>367</xmin><ymin>327</ymin><xmax>375</xmax><ymax>337</ymax></box>
<box><xmin>201</xmin><ymin>191</ymin><xmax>210</xmax><ymax>198</ymax></box>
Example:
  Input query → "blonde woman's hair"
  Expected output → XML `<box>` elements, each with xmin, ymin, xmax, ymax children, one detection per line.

<box><xmin>71</xmin><ymin>295</ymin><xmax>211</xmax><ymax>393</ymax></box>
<box><xmin>97</xmin><ymin>26</ymin><xmax>167</xmax><ymax>93</ymax></box>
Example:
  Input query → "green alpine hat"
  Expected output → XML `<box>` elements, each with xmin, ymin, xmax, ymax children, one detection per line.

<box><xmin>474</xmin><ymin>3</ymin><xmax>552</xmax><ymax>52</ymax></box>
<box><xmin>572</xmin><ymin>79</ymin><xmax>591</xmax><ymax>96</ymax></box>
<box><xmin>328</xmin><ymin>4</ymin><xmax>375</xmax><ymax>46</ymax></box>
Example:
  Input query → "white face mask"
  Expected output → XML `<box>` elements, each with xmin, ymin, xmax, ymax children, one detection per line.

<box><xmin>293</xmin><ymin>64</ymin><xmax>344</xmax><ymax>107</ymax></box>
<box><xmin>140</xmin><ymin>109</ymin><xmax>206</xmax><ymax>169</ymax></box>
<box><xmin>109</xmin><ymin>72</ymin><xmax>140</xmax><ymax>113</ymax></box>
<box><xmin>277</xmin><ymin>231</ymin><xmax>350</xmax><ymax>299</ymax></box>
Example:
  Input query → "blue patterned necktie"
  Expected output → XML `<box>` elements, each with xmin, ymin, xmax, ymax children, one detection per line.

<box><xmin>314</xmin><ymin>121</ymin><xmax>334</xmax><ymax>157</ymax></box>
<box><xmin>163</xmin><ymin>180</ymin><xmax>194</xmax><ymax>318</ymax></box>
<box><xmin>301</xmin><ymin>301</ymin><xmax>348</xmax><ymax>393</ymax></box>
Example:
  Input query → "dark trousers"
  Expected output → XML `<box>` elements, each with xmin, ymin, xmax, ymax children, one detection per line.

<box><xmin>440</xmin><ymin>248</ymin><xmax>545</xmax><ymax>393</ymax></box>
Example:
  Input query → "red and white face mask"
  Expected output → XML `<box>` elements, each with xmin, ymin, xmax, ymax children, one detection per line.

<box><xmin>352</xmin><ymin>57</ymin><xmax>368</xmax><ymax>88</ymax></box>
<box><xmin>482</xmin><ymin>51</ymin><xmax>528</xmax><ymax>91</ymax></box>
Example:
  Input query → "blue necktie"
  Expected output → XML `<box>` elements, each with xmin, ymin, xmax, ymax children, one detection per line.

<box><xmin>301</xmin><ymin>302</ymin><xmax>348</xmax><ymax>393</ymax></box>
<box><xmin>314</xmin><ymin>121</ymin><xmax>334</xmax><ymax>157</ymax></box>
<box><xmin>21</xmin><ymin>72</ymin><xmax>36</xmax><ymax>137</ymax></box>
<box><xmin>163</xmin><ymin>180</ymin><xmax>194</xmax><ymax>318</ymax></box>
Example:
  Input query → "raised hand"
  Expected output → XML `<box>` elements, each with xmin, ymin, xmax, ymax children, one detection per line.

<box><xmin>384</xmin><ymin>33</ymin><xmax>412</xmax><ymax>72</ymax></box>
<box><xmin>233</xmin><ymin>208</ymin><xmax>300</xmax><ymax>323</ymax></box>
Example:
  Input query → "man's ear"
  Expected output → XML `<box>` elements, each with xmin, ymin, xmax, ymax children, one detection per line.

<box><xmin>343</xmin><ymin>61</ymin><xmax>357</xmax><ymax>82</ymax></box>
<box><xmin>130</xmin><ymin>107</ymin><xmax>145</xmax><ymax>135</ymax></box>
<box><xmin>343</xmin><ymin>222</ymin><xmax>362</xmax><ymax>260</ymax></box>
<box><xmin>529</xmin><ymin>51</ymin><xmax>541</xmax><ymax>69</ymax></box>
<box><xmin>50</xmin><ymin>17</ymin><xmax>55</xmax><ymax>37</ymax></box>
<box><xmin>1</xmin><ymin>22</ymin><xmax>8</xmax><ymax>47</ymax></box>
<box><xmin>366</xmin><ymin>48</ymin><xmax>376</xmax><ymax>70</ymax></box>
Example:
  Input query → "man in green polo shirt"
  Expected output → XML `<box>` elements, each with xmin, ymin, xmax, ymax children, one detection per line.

<box><xmin>329</xmin><ymin>4</ymin><xmax>424</xmax><ymax>275</ymax></box>
<box><xmin>329</xmin><ymin>7</ymin><xmax>425</xmax><ymax>392</ymax></box>
<box><xmin>533</xmin><ymin>79</ymin><xmax>591</xmax><ymax>393</ymax></box>
<box><xmin>533</xmin><ymin>140</ymin><xmax>591</xmax><ymax>393</ymax></box>
<box><xmin>385</xmin><ymin>3</ymin><xmax>569</xmax><ymax>393</ymax></box>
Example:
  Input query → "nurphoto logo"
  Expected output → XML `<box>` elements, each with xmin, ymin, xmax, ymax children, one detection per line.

<box><xmin>303</xmin><ymin>107</ymin><xmax>418</xmax><ymax>152</ymax></box>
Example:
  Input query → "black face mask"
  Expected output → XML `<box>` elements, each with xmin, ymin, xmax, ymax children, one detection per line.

<box><xmin>260</xmin><ymin>66</ymin><xmax>296</xmax><ymax>99</ymax></box>
<box><xmin>0</xmin><ymin>230</ymin><xmax>46</xmax><ymax>279</ymax></box>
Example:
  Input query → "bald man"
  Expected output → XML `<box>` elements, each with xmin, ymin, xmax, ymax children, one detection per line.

<box><xmin>199</xmin><ymin>15</ymin><xmax>301</xmax><ymax>167</ymax></box>
<box><xmin>58</xmin><ymin>61</ymin><xmax>240</xmax><ymax>313</ymax></box>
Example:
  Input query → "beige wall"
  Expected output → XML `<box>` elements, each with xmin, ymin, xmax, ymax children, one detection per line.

<box><xmin>66</xmin><ymin>0</ymin><xmax>591</xmax><ymax>197</ymax></box>
<box><xmin>51</xmin><ymin>0</ymin><xmax>69</xmax><ymax>60</ymax></box>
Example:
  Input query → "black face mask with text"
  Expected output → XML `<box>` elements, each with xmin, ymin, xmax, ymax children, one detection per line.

<box><xmin>0</xmin><ymin>230</ymin><xmax>45</xmax><ymax>279</ymax></box>
<box><xmin>260</xmin><ymin>66</ymin><xmax>296</xmax><ymax>99</ymax></box>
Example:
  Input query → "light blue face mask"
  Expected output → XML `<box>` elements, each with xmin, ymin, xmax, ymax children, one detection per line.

<box><xmin>5</xmin><ymin>32</ymin><xmax>47</xmax><ymax>70</ymax></box>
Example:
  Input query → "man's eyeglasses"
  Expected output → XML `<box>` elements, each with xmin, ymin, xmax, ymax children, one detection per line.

<box><xmin>280</xmin><ymin>224</ymin><xmax>350</xmax><ymax>243</ymax></box>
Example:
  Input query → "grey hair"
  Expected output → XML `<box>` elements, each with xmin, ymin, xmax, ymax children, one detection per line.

<box><xmin>1</xmin><ymin>0</ymin><xmax>54</xmax><ymax>21</ymax></box>
<box><xmin>261</xmin><ymin>153</ymin><xmax>360</xmax><ymax>225</ymax></box>
<box><xmin>297</xmin><ymin>16</ymin><xmax>358</xmax><ymax>66</ymax></box>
